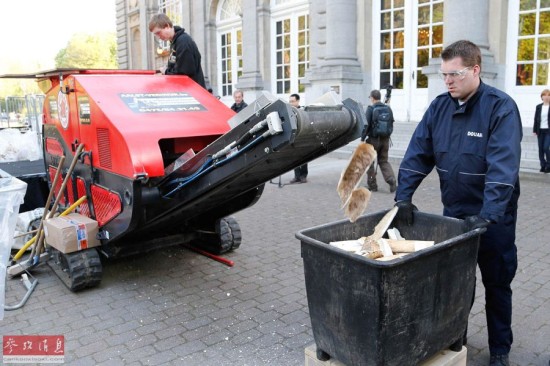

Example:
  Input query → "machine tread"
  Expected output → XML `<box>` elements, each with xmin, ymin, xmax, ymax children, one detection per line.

<box><xmin>48</xmin><ymin>248</ymin><xmax>102</xmax><ymax>292</ymax></box>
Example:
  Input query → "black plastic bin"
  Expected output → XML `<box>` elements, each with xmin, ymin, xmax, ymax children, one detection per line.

<box><xmin>296</xmin><ymin>210</ymin><xmax>484</xmax><ymax>366</ymax></box>
<box><xmin>0</xmin><ymin>160</ymin><xmax>48</xmax><ymax>212</ymax></box>
<box><xmin>17</xmin><ymin>173</ymin><xmax>49</xmax><ymax>212</ymax></box>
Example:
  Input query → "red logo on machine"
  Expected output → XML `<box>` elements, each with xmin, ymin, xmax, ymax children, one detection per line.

<box><xmin>3</xmin><ymin>335</ymin><xmax>65</xmax><ymax>363</ymax></box>
<box><xmin>57</xmin><ymin>90</ymin><xmax>69</xmax><ymax>129</ymax></box>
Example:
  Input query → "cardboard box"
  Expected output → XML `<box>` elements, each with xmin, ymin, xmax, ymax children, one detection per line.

<box><xmin>44</xmin><ymin>213</ymin><xmax>100</xmax><ymax>253</ymax></box>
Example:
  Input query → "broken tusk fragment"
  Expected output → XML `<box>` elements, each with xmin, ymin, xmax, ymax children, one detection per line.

<box><xmin>386</xmin><ymin>227</ymin><xmax>404</xmax><ymax>240</ymax></box>
<box><xmin>337</xmin><ymin>143</ymin><xmax>376</xmax><ymax>207</ymax></box>
<box><xmin>360</xmin><ymin>206</ymin><xmax>398</xmax><ymax>251</ymax></box>
<box><xmin>344</xmin><ymin>187</ymin><xmax>371</xmax><ymax>223</ymax></box>
<box><xmin>386</xmin><ymin>239</ymin><xmax>434</xmax><ymax>253</ymax></box>
<box><xmin>329</xmin><ymin>240</ymin><xmax>362</xmax><ymax>252</ymax></box>
<box><xmin>378</xmin><ymin>238</ymin><xmax>394</xmax><ymax>257</ymax></box>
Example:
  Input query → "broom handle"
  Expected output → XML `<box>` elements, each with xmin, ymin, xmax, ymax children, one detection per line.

<box><xmin>33</xmin><ymin>144</ymin><xmax>85</xmax><ymax>258</ymax></box>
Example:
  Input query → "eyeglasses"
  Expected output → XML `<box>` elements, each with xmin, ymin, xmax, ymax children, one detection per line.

<box><xmin>438</xmin><ymin>66</ymin><xmax>471</xmax><ymax>81</ymax></box>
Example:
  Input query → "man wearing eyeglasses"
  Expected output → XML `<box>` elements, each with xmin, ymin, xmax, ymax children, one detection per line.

<box><xmin>149</xmin><ymin>14</ymin><xmax>206</xmax><ymax>89</ymax></box>
<box><xmin>394</xmin><ymin>40</ymin><xmax>521</xmax><ymax>366</ymax></box>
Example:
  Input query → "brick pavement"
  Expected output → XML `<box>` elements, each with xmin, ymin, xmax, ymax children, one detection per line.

<box><xmin>2</xmin><ymin>155</ymin><xmax>549</xmax><ymax>365</ymax></box>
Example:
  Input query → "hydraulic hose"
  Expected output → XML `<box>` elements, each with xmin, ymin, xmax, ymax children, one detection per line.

<box><xmin>162</xmin><ymin>133</ymin><xmax>268</xmax><ymax>198</ymax></box>
<box><xmin>162</xmin><ymin>114</ymin><xmax>281</xmax><ymax>198</ymax></box>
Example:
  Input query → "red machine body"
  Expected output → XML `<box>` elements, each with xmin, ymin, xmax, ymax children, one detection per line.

<box><xmin>43</xmin><ymin>70</ymin><xmax>233</xmax><ymax>179</ymax></box>
<box><xmin>2</xmin><ymin>68</ymin><xmax>365</xmax><ymax>290</ymax></box>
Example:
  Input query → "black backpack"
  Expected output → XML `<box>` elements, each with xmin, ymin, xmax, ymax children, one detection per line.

<box><xmin>370</xmin><ymin>104</ymin><xmax>393</xmax><ymax>138</ymax></box>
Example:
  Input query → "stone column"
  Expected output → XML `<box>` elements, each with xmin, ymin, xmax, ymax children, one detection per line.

<box><xmin>423</xmin><ymin>0</ymin><xmax>500</xmax><ymax>101</ymax></box>
<box><xmin>444</xmin><ymin>0</ymin><xmax>491</xmax><ymax>54</ymax></box>
<box><xmin>142</xmin><ymin>0</ymin><xmax>162</xmax><ymax>70</ymax></box>
<box><xmin>237</xmin><ymin>0</ymin><xmax>265</xmax><ymax>94</ymax></box>
<box><xmin>302</xmin><ymin>0</ymin><xmax>326</xmax><ymax>98</ymax></box>
<box><xmin>204</xmin><ymin>21</ymin><xmax>217</xmax><ymax>90</ymax></box>
<box><xmin>324</xmin><ymin>0</ymin><xmax>360</xmax><ymax>66</ymax></box>
<box><xmin>186</xmin><ymin>0</ymin><xmax>211</xmax><ymax>87</ymax></box>
<box><xmin>305</xmin><ymin>0</ymin><xmax>363</xmax><ymax>102</ymax></box>
<box><xmin>305</xmin><ymin>0</ymin><xmax>325</xmax><ymax>71</ymax></box>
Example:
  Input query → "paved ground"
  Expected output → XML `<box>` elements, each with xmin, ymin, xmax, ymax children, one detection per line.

<box><xmin>2</xmin><ymin>154</ymin><xmax>549</xmax><ymax>366</ymax></box>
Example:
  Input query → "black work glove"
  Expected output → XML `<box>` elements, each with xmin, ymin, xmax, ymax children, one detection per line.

<box><xmin>462</xmin><ymin>215</ymin><xmax>491</xmax><ymax>232</ymax></box>
<box><xmin>395</xmin><ymin>201</ymin><xmax>418</xmax><ymax>226</ymax></box>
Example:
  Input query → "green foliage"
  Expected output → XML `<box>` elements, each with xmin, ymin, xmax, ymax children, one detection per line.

<box><xmin>0</xmin><ymin>59</ymin><xmax>43</xmax><ymax>100</ymax></box>
<box><xmin>0</xmin><ymin>79</ymin><xmax>41</xmax><ymax>108</ymax></box>
<box><xmin>1</xmin><ymin>31</ymin><xmax>118</xmax><ymax>101</ymax></box>
<box><xmin>55</xmin><ymin>32</ymin><xmax>118</xmax><ymax>69</ymax></box>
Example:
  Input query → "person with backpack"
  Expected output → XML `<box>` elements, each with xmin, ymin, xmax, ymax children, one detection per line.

<box><xmin>361</xmin><ymin>89</ymin><xmax>397</xmax><ymax>193</ymax></box>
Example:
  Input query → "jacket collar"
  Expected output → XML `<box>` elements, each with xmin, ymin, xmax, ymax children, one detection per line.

<box><xmin>172</xmin><ymin>26</ymin><xmax>185</xmax><ymax>42</ymax></box>
<box><xmin>450</xmin><ymin>80</ymin><xmax>486</xmax><ymax>115</ymax></box>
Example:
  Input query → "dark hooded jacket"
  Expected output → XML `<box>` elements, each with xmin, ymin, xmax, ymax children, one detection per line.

<box><xmin>166</xmin><ymin>26</ymin><xmax>206</xmax><ymax>88</ymax></box>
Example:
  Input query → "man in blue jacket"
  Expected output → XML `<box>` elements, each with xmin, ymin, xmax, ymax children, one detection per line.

<box><xmin>395</xmin><ymin>40</ymin><xmax>521</xmax><ymax>366</ymax></box>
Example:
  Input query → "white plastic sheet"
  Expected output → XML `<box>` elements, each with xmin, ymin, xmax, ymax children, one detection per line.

<box><xmin>0</xmin><ymin>171</ymin><xmax>27</xmax><ymax>319</ymax></box>
<box><xmin>12</xmin><ymin>208</ymin><xmax>44</xmax><ymax>250</ymax></box>
<box><xmin>0</xmin><ymin>129</ymin><xmax>41</xmax><ymax>162</ymax></box>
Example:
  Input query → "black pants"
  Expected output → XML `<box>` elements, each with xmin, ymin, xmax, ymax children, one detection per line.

<box><xmin>294</xmin><ymin>164</ymin><xmax>308</xmax><ymax>179</ymax></box>
<box><xmin>478</xmin><ymin>211</ymin><xmax>517</xmax><ymax>355</ymax></box>
<box><xmin>448</xmin><ymin>209</ymin><xmax>518</xmax><ymax>355</ymax></box>
<box><xmin>365</xmin><ymin>136</ymin><xmax>395</xmax><ymax>186</ymax></box>
<box><xmin>537</xmin><ymin>129</ymin><xmax>550</xmax><ymax>169</ymax></box>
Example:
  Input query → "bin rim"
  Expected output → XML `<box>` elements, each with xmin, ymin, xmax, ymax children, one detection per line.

<box><xmin>0</xmin><ymin>171</ymin><xmax>28</xmax><ymax>193</ymax></box>
<box><xmin>15</xmin><ymin>172</ymin><xmax>47</xmax><ymax>179</ymax></box>
<box><xmin>296</xmin><ymin>210</ymin><xmax>485</xmax><ymax>268</ymax></box>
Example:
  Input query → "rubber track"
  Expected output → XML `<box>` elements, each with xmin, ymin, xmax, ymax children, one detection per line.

<box><xmin>48</xmin><ymin>249</ymin><xmax>102</xmax><ymax>292</ymax></box>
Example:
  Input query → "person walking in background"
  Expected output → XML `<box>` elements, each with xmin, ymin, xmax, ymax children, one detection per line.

<box><xmin>361</xmin><ymin>90</ymin><xmax>396</xmax><ymax>192</ymax></box>
<box><xmin>533</xmin><ymin>88</ymin><xmax>550</xmax><ymax>173</ymax></box>
<box><xmin>289</xmin><ymin>93</ymin><xmax>308</xmax><ymax>184</ymax></box>
<box><xmin>231</xmin><ymin>90</ymin><xmax>248</xmax><ymax>113</ymax></box>
<box><xmin>148</xmin><ymin>14</ymin><xmax>206</xmax><ymax>89</ymax></box>
<box><xmin>394</xmin><ymin>40</ymin><xmax>521</xmax><ymax>366</ymax></box>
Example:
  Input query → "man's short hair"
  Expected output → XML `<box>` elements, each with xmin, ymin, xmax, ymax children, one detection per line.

<box><xmin>290</xmin><ymin>93</ymin><xmax>300</xmax><ymax>101</ymax></box>
<box><xmin>149</xmin><ymin>14</ymin><xmax>173</xmax><ymax>32</ymax></box>
<box><xmin>441</xmin><ymin>40</ymin><xmax>482</xmax><ymax>69</ymax></box>
<box><xmin>233</xmin><ymin>90</ymin><xmax>243</xmax><ymax>97</ymax></box>
<box><xmin>369</xmin><ymin>90</ymin><xmax>381</xmax><ymax>101</ymax></box>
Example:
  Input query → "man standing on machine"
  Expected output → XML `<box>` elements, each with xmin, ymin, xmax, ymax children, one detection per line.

<box><xmin>149</xmin><ymin>13</ymin><xmax>206</xmax><ymax>89</ymax></box>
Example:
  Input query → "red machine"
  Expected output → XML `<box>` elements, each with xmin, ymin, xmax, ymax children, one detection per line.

<box><xmin>3</xmin><ymin>69</ymin><xmax>365</xmax><ymax>290</ymax></box>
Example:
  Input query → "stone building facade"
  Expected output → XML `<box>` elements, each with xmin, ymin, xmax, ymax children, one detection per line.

<box><xmin>116</xmin><ymin>0</ymin><xmax>550</xmax><ymax>126</ymax></box>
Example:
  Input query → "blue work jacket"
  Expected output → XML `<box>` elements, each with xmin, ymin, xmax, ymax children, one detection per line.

<box><xmin>396</xmin><ymin>82</ymin><xmax>522</xmax><ymax>223</ymax></box>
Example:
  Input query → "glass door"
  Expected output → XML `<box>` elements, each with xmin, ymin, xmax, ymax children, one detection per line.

<box><xmin>375</xmin><ymin>0</ymin><xmax>443</xmax><ymax>121</ymax></box>
<box><xmin>409</xmin><ymin>0</ymin><xmax>444</xmax><ymax>120</ymax></box>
